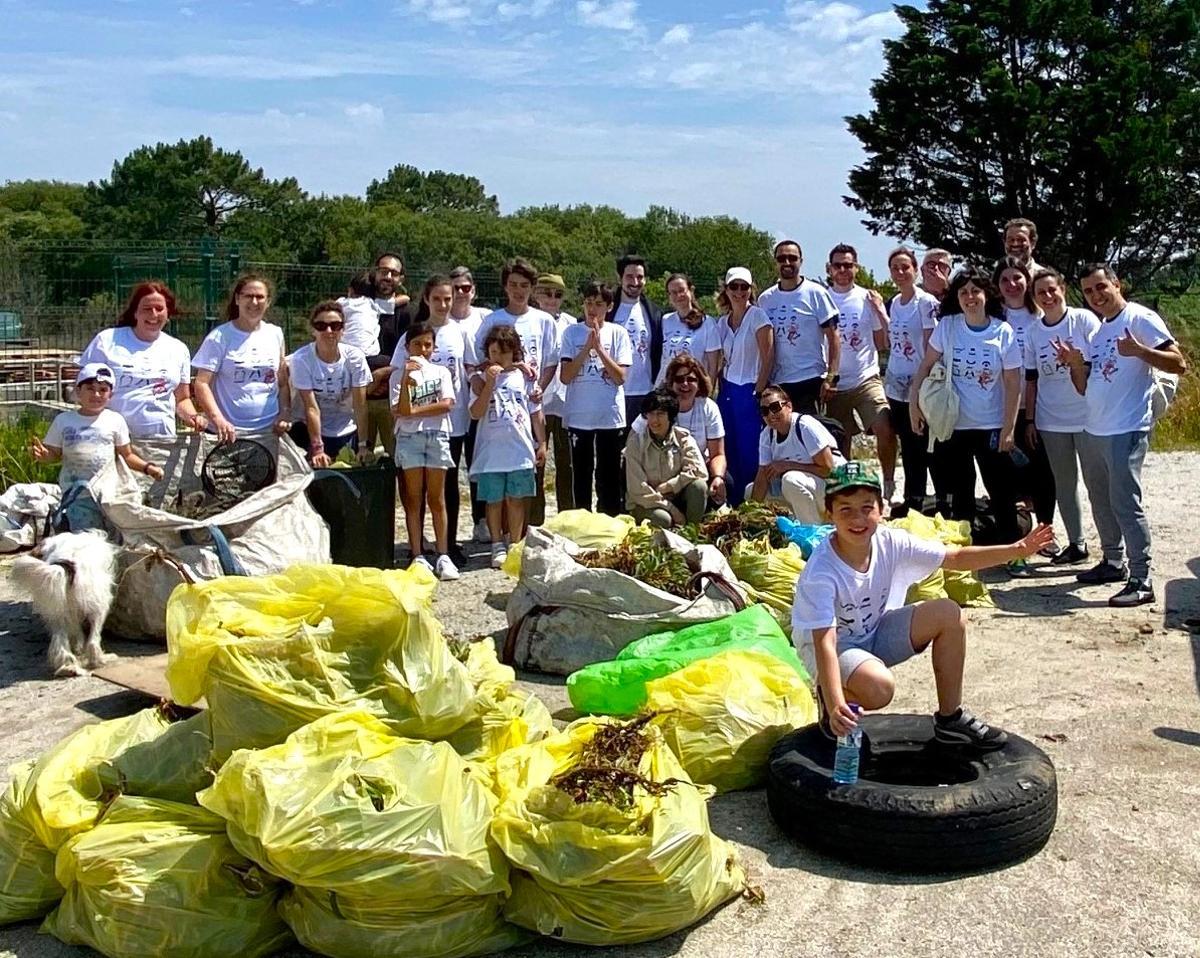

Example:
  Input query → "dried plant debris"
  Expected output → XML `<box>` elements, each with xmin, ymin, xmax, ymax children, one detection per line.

<box><xmin>552</xmin><ymin>715</ymin><xmax>680</xmax><ymax>810</ymax></box>
<box><xmin>576</xmin><ymin>527</ymin><xmax>697</xmax><ymax>599</ymax></box>
<box><xmin>680</xmin><ymin>501</ymin><xmax>790</xmax><ymax>556</ymax></box>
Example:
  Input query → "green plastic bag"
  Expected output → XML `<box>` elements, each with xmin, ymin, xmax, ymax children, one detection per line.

<box><xmin>0</xmin><ymin>762</ymin><xmax>60</xmax><ymax>925</ymax></box>
<box><xmin>166</xmin><ymin>565</ymin><xmax>517</xmax><ymax>760</ymax></box>
<box><xmin>199</xmin><ymin>712</ymin><xmax>511</xmax><ymax>900</ymax></box>
<box><xmin>567</xmin><ymin>605</ymin><xmax>808</xmax><ymax>716</ymax></box>
<box><xmin>94</xmin><ymin>711</ymin><xmax>214</xmax><ymax>805</ymax></box>
<box><xmin>645</xmin><ymin>649</ymin><xmax>816</xmax><ymax>792</ymax></box>
<box><xmin>491</xmin><ymin>719</ymin><xmax>745</xmax><ymax>945</ymax></box>
<box><xmin>41</xmin><ymin>796</ymin><xmax>291</xmax><ymax>958</ymax></box>
<box><xmin>280</xmin><ymin>886</ymin><xmax>528</xmax><ymax>958</ymax></box>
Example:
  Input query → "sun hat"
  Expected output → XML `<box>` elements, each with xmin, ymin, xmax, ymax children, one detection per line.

<box><xmin>724</xmin><ymin>267</ymin><xmax>753</xmax><ymax>286</ymax></box>
<box><xmin>825</xmin><ymin>461</ymin><xmax>883</xmax><ymax>498</ymax></box>
<box><xmin>75</xmin><ymin>362</ymin><xmax>116</xmax><ymax>386</ymax></box>
<box><xmin>536</xmin><ymin>273</ymin><xmax>566</xmax><ymax>290</ymax></box>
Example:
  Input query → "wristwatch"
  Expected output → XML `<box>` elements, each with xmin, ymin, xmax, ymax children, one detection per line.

<box><xmin>825</xmin><ymin>374</ymin><xmax>841</xmax><ymax>386</ymax></box>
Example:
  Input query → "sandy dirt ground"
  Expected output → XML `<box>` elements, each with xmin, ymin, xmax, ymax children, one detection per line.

<box><xmin>0</xmin><ymin>452</ymin><xmax>1197</xmax><ymax>958</ymax></box>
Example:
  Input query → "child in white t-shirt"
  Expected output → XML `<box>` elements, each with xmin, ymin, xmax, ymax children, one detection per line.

<box><xmin>33</xmin><ymin>363</ymin><xmax>165</xmax><ymax>531</ymax></box>
<box><xmin>791</xmin><ymin>461</ymin><xmax>1053</xmax><ymax>750</ymax></box>
<box><xmin>469</xmin><ymin>324</ymin><xmax>546</xmax><ymax>569</ymax></box>
<box><xmin>337</xmin><ymin>271</ymin><xmax>382</xmax><ymax>358</ymax></box>
<box><xmin>390</xmin><ymin>322</ymin><xmax>458</xmax><ymax>581</ymax></box>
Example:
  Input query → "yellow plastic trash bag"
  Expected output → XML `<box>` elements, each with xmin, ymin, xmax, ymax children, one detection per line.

<box><xmin>279</xmin><ymin>886</ymin><xmax>528</xmax><ymax>958</ymax></box>
<box><xmin>889</xmin><ymin>513</ymin><xmax>993</xmax><ymax>608</ymax></box>
<box><xmin>0</xmin><ymin>763</ymin><xmax>60</xmax><ymax>925</ymax></box>
<box><xmin>17</xmin><ymin>707</ymin><xmax>172</xmax><ymax>853</ymax></box>
<box><xmin>41</xmin><ymin>796</ymin><xmax>291</xmax><ymax>958</ymax></box>
<box><xmin>644</xmin><ymin>649</ymin><xmax>816</xmax><ymax>793</ymax></box>
<box><xmin>501</xmin><ymin>509</ymin><xmax>635</xmax><ymax>577</ymax></box>
<box><xmin>199</xmin><ymin>712</ymin><xmax>510</xmax><ymax>900</ymax></box>
<box><xmin>95</xmin><ymin>710</ymin><xmax>214</xmax><ymax>805</ymax></box>
<box><xmin>491</xmin><ymin>718</ymin><xmax>745</xmax><ymax>945</ymax></box>
<box><xmin>447</xmin><ymin>687</ymin><xmax>556</xmax><ymax>769</ymax></box>
<box><xmin>166</xmin><ymin>565</ymin><xmax>513</xmax><ymax>760</ymax></box>
<box><xmin>728</xmin><ymin>539</ymin><xmax>805</xmax><ymax>622</ymax></box>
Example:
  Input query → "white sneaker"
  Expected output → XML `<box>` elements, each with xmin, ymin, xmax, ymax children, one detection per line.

<box><xmin>473</xmin><ymin>519</ymin><xmax>491</xmax><ymax>543</ymax></box>
<box><xmin>435</xmin><ymin>554</ymin><xmax>460</xmax><ymax>581</ymax></box>
<box><xmin>490</xmin><ymin>544</ymin><xmax>508</xmax><ymax>569</ymax></box>
<box><xmin>411</xmin><ymin>554</ymin><xmax>433</xmax><ymax>573</ymax></box>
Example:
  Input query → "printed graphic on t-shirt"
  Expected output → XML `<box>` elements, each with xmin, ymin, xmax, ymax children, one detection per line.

<box><xmin>487</xmin><ymin>384</ymin><xmax>529</xmax><ymax>426</ymax></box>
<box><xmin>836</xmin><ymin>594</ymin><xmax>877</xmax><ymax>635</ymax></box>
<box><xmin>409</xmin><ymin>376</ymin><xmax>443</xmax><ymax>407</ymax></box>
<box><xmin>952</xmin><ymin>344</ymin><xmax>997</xmax><ymax>393</ymax></box>
<box><xmin>841</xmin><ymin>319</ymin><xmax>866</xmax><ymax>352</ymax></box>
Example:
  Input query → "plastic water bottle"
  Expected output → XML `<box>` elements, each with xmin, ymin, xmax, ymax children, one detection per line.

<box><xmin>832</xmin><ymin>705</ymin><xmax>863</xmax><ymax>785</ymax></box>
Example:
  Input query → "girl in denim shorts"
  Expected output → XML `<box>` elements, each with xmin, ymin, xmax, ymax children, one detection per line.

<box><xmin>390</xmin><ymin>321</ymin><xmax>459</xmax><ymax>580</ymax></box>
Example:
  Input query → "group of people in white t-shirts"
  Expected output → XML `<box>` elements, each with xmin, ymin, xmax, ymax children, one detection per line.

<box><xmin>49</xmin><ymin>221</ymin><xmax>1186</xmax><ymax>609</ymax></box>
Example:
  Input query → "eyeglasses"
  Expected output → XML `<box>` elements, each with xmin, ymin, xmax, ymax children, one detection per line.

<box><xmin>540</xmin><ymin>290</ymin><xmax>565</xmax><ymax>299</ymax></box>
<box><xmin>759</xmin><ymin>400</ymin><xmax>788</xmax><ymax>416</ymax></box>
<box><xmin>830</xmin><ymin>262</ymin><xmax>856</xmax><ymax>270</ymax></box>
<box><xmin>673</xmin><ymin>375</ymin><xmax>699</xmax><ymax>385</ymax></box>
<box><xmin>923</xmin><ymin>261</ymin><xmax>951</xmax><ymax>274</ymax></box>
<box><xmin>727</xmin><ymin>282</ymin><xmax>751</xmax><ymax>292</ymax></box>
<box><xmin>775</xmin><ymin>255</ymin><xmax>800</xmax><ymax>264</ymax></box>
<box><xmin>312</xmin><ymin>321</ymin><xmax>344</xmax><ymax>332</ymax></box>
<box><xmin>452</xmin><ymin>284</ymin><xmax>473</xmax><ymax>293</ymax></box>
<box><xmin>376</xmin><ymin>267</ymin><xmax>404</xmax><ymax>278</ymax></box>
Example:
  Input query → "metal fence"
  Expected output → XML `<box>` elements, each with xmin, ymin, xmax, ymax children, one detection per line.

<box><xmin>0</xmin><ymin>240</ymin><xmax>508</xmax><ymax>356</ymax></box>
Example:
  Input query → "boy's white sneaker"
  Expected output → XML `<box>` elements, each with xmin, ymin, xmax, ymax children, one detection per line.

<box><xmin>490</xmin><ymin>544</ymin><xmax>507</xmax><ymax>569</ymax></box>
<box><xmin>435</xmin><ymin>554</ymin><xmax>460</xmax><ymax>581</ymax></box>
<box><xmin>473</xmin><ymin>519</ymin><xmax>491</xmax><ymax>543</ymax></box>
<box><xmin>411</xmin><ymin>554</ymin><xmax>433</xmax><ymax>574</ymax></box>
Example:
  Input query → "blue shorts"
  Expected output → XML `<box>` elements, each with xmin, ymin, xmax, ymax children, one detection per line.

<box><xmin>798</xmin><ymin>605</ymin><xmax>919</xmax><ymax>684</ymax></box>
<box><xmin>395</xmin><ymin>430</ymin><xmax>452</xmax><ymax>470</ymax></box>
<box><xmin>476</xmin><ymin>469</ymin><xmax>536</xmax><ymax>503</ymax></box>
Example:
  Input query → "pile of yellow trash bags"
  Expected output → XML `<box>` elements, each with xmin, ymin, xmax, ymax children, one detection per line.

<box><xmin>0</xmin><ymin>564</ymin><xmax>751</xmax><ymax>958</ymax></box>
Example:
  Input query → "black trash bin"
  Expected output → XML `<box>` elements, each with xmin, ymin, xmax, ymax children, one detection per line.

<box><xmin>306</xmin><ymin>457</ymin><xmax>396</xmax><ymax>568</ymax></box>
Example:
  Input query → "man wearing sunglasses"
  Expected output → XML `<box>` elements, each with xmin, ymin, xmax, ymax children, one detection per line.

<box><xmin>757</xmin><ymin>240</ymin><xmax>841</xmax><ymax>417</ymax></box>
<box><xmin>825</xmin><ymin>244</ymin><xmax>898</xmax><ymax>505</ymax></box>
<box><xmin>533</xmin><ymin>272</ymin><xmax>576</xmax><ymax>513</ymax></box>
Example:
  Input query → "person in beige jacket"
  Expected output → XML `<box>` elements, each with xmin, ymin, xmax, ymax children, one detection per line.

<box><xmin>624</xmin><ymin>388</ymin><xmax>708</xmax><ymax>528</ymax></box>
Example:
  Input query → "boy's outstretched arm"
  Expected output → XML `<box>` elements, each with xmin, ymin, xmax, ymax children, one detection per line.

<box><xmin>940</xmin><ymin>523</ymin><xmax>1055</xmax><ymax>572</ymax></box>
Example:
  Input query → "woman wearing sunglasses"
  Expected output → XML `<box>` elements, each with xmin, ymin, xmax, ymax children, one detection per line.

<box><xmin>748</xmin><ymin>386</ymin><xmax>844</xmax><ymax>523</ymax></box>
<box><xmin>287</xmin><ymin>300</ymin><xmax>372</xmax><ymax>466</ymax></box>
<box><xmin>715</xmin><ymin>266</ymin><xmax>775</xmax><ymax>505</ymax></box>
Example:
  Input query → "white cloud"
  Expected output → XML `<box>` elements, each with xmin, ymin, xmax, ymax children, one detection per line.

<box><xmin>785</xmin><ymin>1</ymin><xmax>901</xmax><ymax>43</ymax></box>
<box><xmin>406</xmin><ymin>0</ymin><xmax>473</xmax><ymax>23</ymax></box>
<box><xmin>576</xmin><ymin>0</ymin><xmax>637</xmax><ymax>31</ymax></box>
<box><xmin>344</xmin><ymin>102</ymin><xmax>385</xmax><ymax>125</ymax></box>
<box><xmin>179</xmin><ymin>6</ymin><xmax>195</xmax><ymax>18</ymax></box>
<box><xmin>497</xmin><ymin>0</ymin><xmax>556</xmax><ymax>16</ymax></box>
<box><xmin>660</xmin><ymin>23</ymin><xmax>691</xmax><ymax>45</ymax></box>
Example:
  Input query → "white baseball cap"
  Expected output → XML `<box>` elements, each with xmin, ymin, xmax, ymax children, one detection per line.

<box><xmin>76</xmin><ymin>362</ymin><xmax>115</xmax><ymax>386</ymax></box>
<box><xmin>724</xmin><ymin>267</ymin><xmax>753</xmax><ymax>286</ymax></box>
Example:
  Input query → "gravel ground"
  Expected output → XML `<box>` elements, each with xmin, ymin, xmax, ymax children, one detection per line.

<box><xmin>1</xmin><ymin>452</ymin><xmax>1198</xmax><ymax>958</ymax></box>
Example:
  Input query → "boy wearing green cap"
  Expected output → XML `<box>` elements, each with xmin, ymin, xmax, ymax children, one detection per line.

<box><xmin>791</xmin><ymin>461</ymin><xmax>1054</xmax><ymax>749</ymax></box>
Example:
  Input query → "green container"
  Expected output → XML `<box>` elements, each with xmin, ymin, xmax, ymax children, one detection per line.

<box><xmin>306</xmin><ymin>458</ymin><xmax>396</xmax><ymax>569</ymax></box>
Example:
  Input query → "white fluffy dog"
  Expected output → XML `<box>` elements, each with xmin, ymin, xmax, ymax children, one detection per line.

<box><xmin>11</xmin><ymin>530</ymin><xmax>120</xmax><ymax>677</ymax></box>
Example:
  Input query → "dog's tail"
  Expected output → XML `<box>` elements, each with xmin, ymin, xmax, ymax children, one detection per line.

<box><xmin>10</xmin><ymin>555</ymin><xmax>73</xmax><ymax>605</ymax></box>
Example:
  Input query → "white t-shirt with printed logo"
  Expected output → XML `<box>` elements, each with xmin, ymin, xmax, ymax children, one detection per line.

<box><xmin>791</xmin><ymin>526</ymin><xmax>946</xmax><ymax>666</ymax></box>
<box><xmin>560</xmin><ymin>321</ymin><xmax>633</xmax><ymax>431</ymax></box>
<box><xmin>1004</xmin><ymin>306</ymin><xmax>1039</xmax><ymax>410</ymax></box>
<box><xmin>828</xmin><ymin>285</ymin><xmax>883</xmax><ymax>389</ymax></box>
<box><xmin>468</xmin><ymin>368</ymin><xmax>539</xmax><ymax>476</ymax></box>
<box><xmin>391</xmin><ymin>321</ymin><xmax>472</xmax><ymax>437</ymax></box>
<box><xmin>389</xmin><ymin>357</ymin><xmax>454</xmax><ymax>435</ymax></box>
<box><xmin>1024</xmin><ymin>308</ymin><xmax>1100</xmax><ymax>433</ymax></box>
<box><xmin>630</xmin><ymin>397</ymin><xmax>725</xmax><ymax>461</ymax></box>
<box><xmin>455</xmin><ymin>307</ymin><xmax>490</xmax><ymax>364</ymax></box>
<box><xmin>45</xmin><ymin>408</ymin><xmax>130</xmax><ymax>488</ymax></box>
<box><xmin>612</xmin><ymin>300</ymin><xmax>653</xmax><ymax>396</ymax></box>
<box><xmin>883</xmin><ymin>289</ymin><xmax>938</xmax><ymax>402</ymax></box>
<box><xmin>192</xmin><ymin>322</ymin><xmax>285</xmax><ymax>432</ymax></box>
<box><xmin>79</xmin><ymin>327</ymin><xmax>192</xmax><ymax>439</ymax></box>
<box><xmin>929</xmin><ymin>315</ymin><xmax>1022</xmax><ymax>430</ymax></box>
<box><xmin>1084</xmin><ymin>303</ymin><xmax>1174</xmax><ymax>436</ymax></box>
<box><xmin>289</xmin><ymin>342</ymin><xmax>372</xmax><ymax>438</ymax></box>
<box><xmin>473</xmin><ymin>307</ymin><xmax>559</xmax><ymax>384</ymax></box>
<box><xmin>656</xmin><ymin>313</ymin><xmax>719</xmax><ymax>385</ymax></box>
<box><xmin>758</xmin><ymin>412</ymin><xmax>842</xmax><ymax>468</ymax></box>
<box><xmin>336</xmin><ymin>295</ymin><xmax>382</xmax><ymax>357</ymax></box>
<box><xmin>716</xmin><ymin>305</ymin><xmax>772</xmax><ymax>386</ymax></box>
<box><xmin>758</xmin><ymin>281</ymin><xmax>839</xmax><ymax>383</ymax></box>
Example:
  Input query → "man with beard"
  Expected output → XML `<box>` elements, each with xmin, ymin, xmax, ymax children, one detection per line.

<box><xmin>363</xmin><ymin>252</ymin><xmax>411</xmax><ymax>457</ymax></box>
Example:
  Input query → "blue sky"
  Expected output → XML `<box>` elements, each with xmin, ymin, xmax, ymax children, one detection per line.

<box><xmin>0</xmin><ymin>0</ymin><xmax>909</xmax><ymax>273</ymax></box>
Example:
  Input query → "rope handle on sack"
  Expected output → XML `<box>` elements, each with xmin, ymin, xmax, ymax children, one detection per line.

<box><xmin>117</xmin><ymin>545</ymin><xmax>197</xmax><ymax>588</ymax></box>
<box><xmin>502</xmin><ymin>604</ymin><xmax>561</xmax><ymax>665</ymax></box>
<box><xmin>687</xmin><ymin>570</ymin><xmax>748</xmax><ymax>610</ymax></box>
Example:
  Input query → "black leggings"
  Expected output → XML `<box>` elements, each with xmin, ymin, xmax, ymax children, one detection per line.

<box><xmin>936</xmin><ymin>428</ymin><xmax>1020</xmax><ymax>542</ymax></box>
<box><xmin>781</xmin><ymin>378</ymin><xmax>824</xmax><ymax>416</ymax></box>
<box><xmin>570</xmin><ymin>428</ymin><xmax>625</xmax><ymax>516</ymax></box>
<box><xmin>447</xmin><ymin>435</ymin><xmax>466</xmax><ymax>546</ymax></box>
<box><xmin>888</xmin><ymin>398</ymin><xmax>930</xmax><ymax>508</ymax></box>
<box><xmin>1016</xmin><ymin>410</ymin><xmax>1057</xmax><ymax>525</ymax></box>
<box><xmin>462</xmin><ymin>419</ymin><xmax>485</xmax><ymax>524</ymax></box>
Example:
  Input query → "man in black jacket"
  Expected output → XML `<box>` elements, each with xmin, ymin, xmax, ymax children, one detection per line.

<box><xmin>607</xmin><ymin>254</ymin><xmax>663</xmax><ymax>426</ymax></box>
